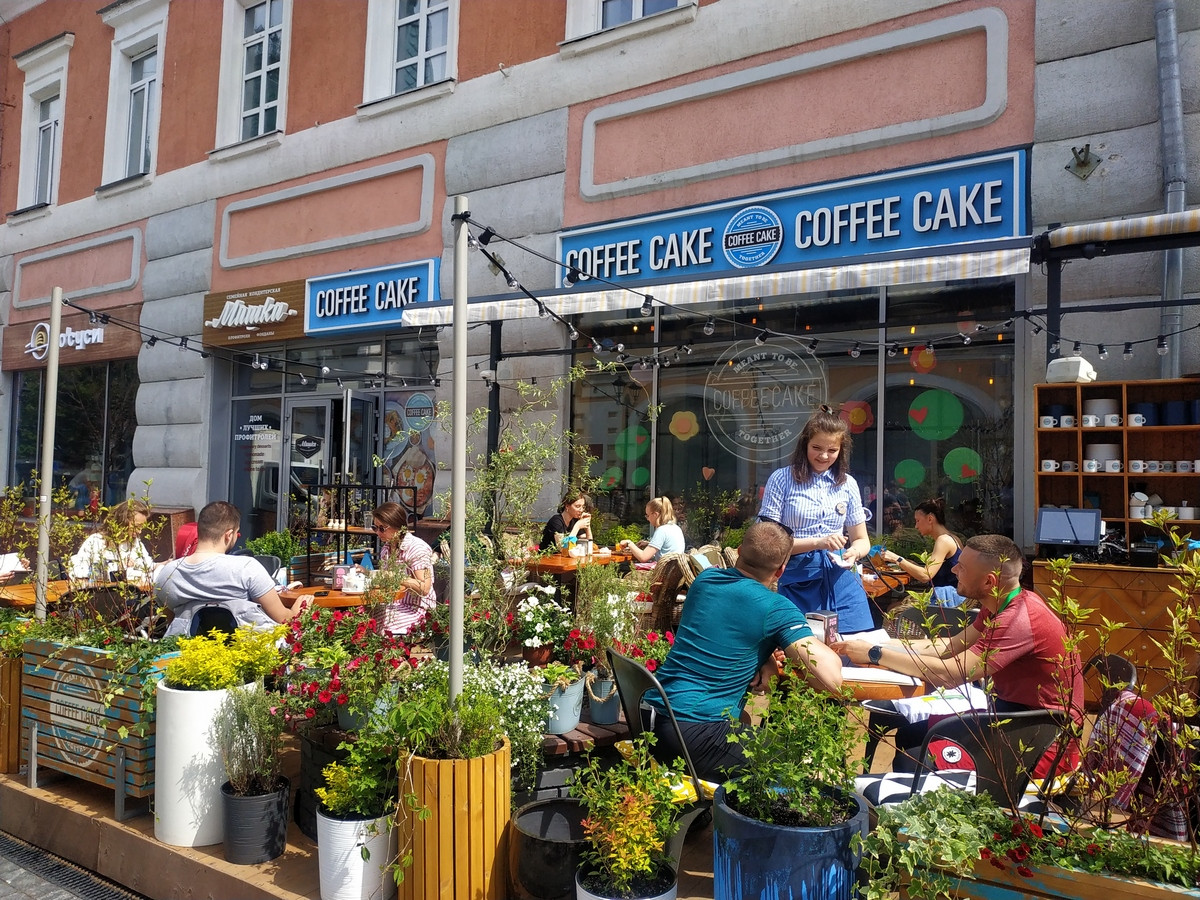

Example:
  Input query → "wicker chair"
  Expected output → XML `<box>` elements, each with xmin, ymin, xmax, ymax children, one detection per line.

<box><xmin>722</xmin><ymin>545</ymin><xmax>739</xmax><ymax>567</ymax></box>
<box><xmin>695</xmin><ymin>544</ymin><xmax>725</xmax><ymax>568</ymax></box>
<box><xmin>643</xmin><ymin>553</ymin><xmax>689</xmax><ymax>633</ymax></box>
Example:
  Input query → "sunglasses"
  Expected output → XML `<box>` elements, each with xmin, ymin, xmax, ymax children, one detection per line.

<box><xmin>757</xmin><ymin>516</ymin><xmax>794</xmax><ymax>537</ymax></box>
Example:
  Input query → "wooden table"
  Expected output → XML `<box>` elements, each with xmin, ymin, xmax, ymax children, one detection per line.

<box><xmin>861</xmin><ymin>568</ymin><xmax>909</xmax><ymax>599</ymax></box>
<box><xmin>515</xmin><ymin>551</ymin><xmax>632</xmax><ymax>578</ymax></box>
<box><xmin>842</xmin><ymin>666</ymin><xmax>925</xmax><ymax>701</ymax></box>
<box><xmin>0</xmin><ymin>579</ymin><xmax>77</xmax><ymax>608</ymax></box>
<box><xmin>280</xmin><ymin>586</ymin><xmax>370</xmax><ymax>609</ymax></box>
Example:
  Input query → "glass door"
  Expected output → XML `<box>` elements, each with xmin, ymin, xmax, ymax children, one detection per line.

<box><xmin>282</xmin><ymin>397</ymin><xmax>332</xmax><ymax>533</ymax></box>
<box><xmin>340</xmin><ymin>389</ymin><xmax>378</xmax><ymax>483</ymax></box>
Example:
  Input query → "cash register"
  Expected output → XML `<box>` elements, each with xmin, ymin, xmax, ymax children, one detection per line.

<box><xmin>1035</xmin><ymin>507</ymin><xmax>1103</xmax><ymax>559</ymax></box>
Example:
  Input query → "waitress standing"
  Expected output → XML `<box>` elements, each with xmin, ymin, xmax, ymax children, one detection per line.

<box><xmin>757</xmin><ymin>407</ymin><xmax>873</xmax><ymax>635</ymax></box>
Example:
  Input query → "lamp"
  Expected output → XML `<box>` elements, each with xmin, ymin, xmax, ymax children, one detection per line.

<box><xmin>478</xmin><ymin>227</ymin><xmax>495</xmax><ymax>246</ymax></box>
<box><xmin>1123</xmin><ymin>342</ymin><xmax>1134</xmax><ymax>360</ymax></box>
<box><xmin>1072</xmin><ymin>341</ymin><xmax>1083</xmax><ymax>356</ymax></box>
<box><xmin>1098</xmin><ymin>343</ymin><xmax>1108</xmax><ymax>360</ymax></box>
<box><xmin>640</xmin><ymin>296</ymin><xmax>654</xmax><ymax>317</ymax></box>
<box><xmin>1157</xmin><ymin>335</ymin><xmax>1169</xmax><ymax>356</ymax></box>
<box><xmin>564</xmin><ymin>266</ymin><xmax>582</xmax><ymax>287</ymax></box>
<box><xmin>755</xmin><ymin>330</ymin><xmax>768</xmax><ymax>346</ymax></box>
<box><xmin>568</xmin><ymin>325</ymin><xmax>579</xmax><ymax>341</ymax></box>
<box><xmin>703</xmin><ymin>317</ymin><xmax>715</xmax><ymax>336</ymax></box>
<box><xmin>848</xmin><ymin>342</ymin><xmax>861</xmax><ymax>358</ymax></box>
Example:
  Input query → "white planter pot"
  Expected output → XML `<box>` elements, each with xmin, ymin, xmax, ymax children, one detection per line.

<box><xmin>575</xmin><ymin>869</ymin><xmax>677</xmax><ymax>900</ymax></box>
<box><xmin>317</xmin><ymin>808</ymin><xmax>396</xmax><ymax>900</ymax></box>
<box><xmin>154</xmin><ymin>681</ymin><xmax>243</xmax><ymax>847</ymax></box>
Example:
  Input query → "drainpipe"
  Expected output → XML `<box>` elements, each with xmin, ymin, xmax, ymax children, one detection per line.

<box><xmin>1155</xmin><ymin>0</ymin><xmax>1186</xmax><ymax>378</ymax></box>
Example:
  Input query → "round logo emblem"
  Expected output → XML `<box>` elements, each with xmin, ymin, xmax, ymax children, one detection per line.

<box><xmin>49</xmin><ymin>661</ymin><xmax>107</xmax><ymax>768</ymax></box>
<box><xmin>404</xmin><ymin>393</ymin><xmax>434</xmax><ymax>432</ymax></box>
<box><xmin>722</xmin><ymin>205</ymin><xmax>784</xmax><ymax>269</ymax></box>
<box><xmin>25</xmin><ymin>322</ymin><xmax>50</xmax><ymax>361</ymax></box>
<box><xmin>704</xmin><ymin>337</ymin><xmax>828</xmax><ymax>463</ymax></box>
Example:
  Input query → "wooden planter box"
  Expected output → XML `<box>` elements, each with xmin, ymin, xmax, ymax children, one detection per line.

<box><xmin>20</xmin><ymin>639</ymin><xmax>175</xmax><ymax>806</ymax></box>
<box><xmin>928</xmin><ymin>857</ymin><xmax>1200</xmax><ymax>900</ymax></box>
<box><xmin>396</xmin><ymin>737</ymin><xmax>510</xmax><ymax>900</ymax></box>
<box><xmin>0</xmin><ymin>656</ymin><xmax>22</xmax><ymax>774</ymax></box>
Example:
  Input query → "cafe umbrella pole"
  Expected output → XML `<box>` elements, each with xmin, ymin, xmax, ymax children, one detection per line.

<box><xmin>449</xmin><ymin>196</ymin><xmax>469</xmax><ymax>702</ymax></box>
<box><xmin>34</xmin><ymin>287</ymin><xmax>64</xmax><ymax>621</ymax></box>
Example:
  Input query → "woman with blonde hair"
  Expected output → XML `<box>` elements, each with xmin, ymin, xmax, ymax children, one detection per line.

<box><xmin>69</xmin><ymin>498</ymin><xmax>158</xmax><ymax>584</ymax></box>
<box><xmin>620</xmin><ymin>497</ymin><xmax>685</xmax><ymax>563</ymax></box>
<box><xmin>370</xmin><ymin>501</ymin><xmax>436</xmax><ymax>635</ymax></box>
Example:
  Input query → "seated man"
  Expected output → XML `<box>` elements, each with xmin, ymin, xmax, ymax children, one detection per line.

<box><xmin>835</xmin><ymin>534</ymin><xmax>1083</xmax><ymax>773</ymax></box>
<box><xmin>156</xmin><ymin>501</ymin><xmax>303</xmax><ymax>637</ymax></box>
<box><xmin>647</xmin><ymin>519</ymin><xmax>844</xmax><ymax>782</ymax></box>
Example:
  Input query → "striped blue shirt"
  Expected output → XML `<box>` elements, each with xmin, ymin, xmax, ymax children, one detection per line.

<box><xmin>758</xmin><ymin>466</ymin><xmax>867</xmax><ymax>538</ymax></box>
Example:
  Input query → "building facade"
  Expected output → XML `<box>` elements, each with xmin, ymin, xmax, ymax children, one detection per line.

<box><xmin>0</xmin><ymin>0</ymin><xmax>1196</xmax><ymax>550</ymax></box>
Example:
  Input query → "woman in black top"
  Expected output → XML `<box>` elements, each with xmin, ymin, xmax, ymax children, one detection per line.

<box><xmin>540</xmin><ymin>491</ymin><xmax>592</xmax><ymax>552</ymax></box>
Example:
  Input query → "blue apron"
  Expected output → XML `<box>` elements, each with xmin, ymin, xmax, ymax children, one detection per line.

<box><xmin>777</xmin><ymin>550</ymin><xmax>874</xmax><ymax>635</ymax></box>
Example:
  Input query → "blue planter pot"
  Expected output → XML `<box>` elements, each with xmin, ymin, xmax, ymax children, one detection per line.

<box><xmin>544</xmin><ymin>677</ymin><xmax>585</xmax><ymax>735</ymax></box>
<box><xmin>712</xmin><ymin>785</ymin><xmax>866</xmax><ymax>900</ymax></box>
<box><xmin>587</xmin><ymin>677</ymin><xmax>621</xmax><ymax>726</ymax></box>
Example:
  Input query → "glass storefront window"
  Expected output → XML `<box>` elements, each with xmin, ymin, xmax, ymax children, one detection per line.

<box><xmin>10</xmin><ymin>360</ymin><xmax>139</xmax><ymax>506</ymax></box>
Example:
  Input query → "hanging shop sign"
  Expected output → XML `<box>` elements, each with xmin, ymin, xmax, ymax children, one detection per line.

<box><xmin>1</xmin><ymin>304</ymin><xmax>144</xmax><ymax>371</ymax></box>
<box><xmin>557</xmin><ymin>151</ymin><xmax>1026</xmax><ymax>287</ymax></box>
<box><xmin>704</xmin><ymin>336</ymin><xmax>829</xmax><ymax>464</ymax></box>
<box><xmin>304</xmin><ymin>259</ymin><xmax>440</xmax><ymax>336</ymax></box>
<box><xmin>203</xmin><ymin>281</ymin><xmax>307</xmax><ymax>347</ymax></box>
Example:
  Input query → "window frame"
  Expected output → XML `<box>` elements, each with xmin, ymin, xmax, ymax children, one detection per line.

<box><xmin>214</xmin><ymin>0</ymin><xmax>292</xmax><ymax>153</ymax></box>
<box><xmin>99</xmin><ymin>0</ymin><xmax>169</xmax><ymax>191</ymax></box>
<box><xmin>12</xmin><ymin>32</ymin><xmax>74</xmax><ymax>215</ymax></box>
<box><xmin>562</xmin><ymin>0</ymin><xmax>696</xmax><ymax>51</ymax></box>
<box><xmin>362</xmin><ymin>0</ymin><xmax>458</xmax><ymax>112</ymax></box>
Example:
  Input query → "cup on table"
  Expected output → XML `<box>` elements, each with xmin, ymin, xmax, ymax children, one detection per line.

<box><xmin>1083</xmin><ymin>459</ymin><xmax>1100</xmax><ymax>473</ymax></box>
<box><xmin>1128</xmin><ymin>413</ymin><xmax>1147</xmax><ymax>426</ymax></box>
<box><xmin>1162</xmin><ymin>461</ymin><xmax>1176</xmax><ymax>473</ymax></box>
<box><xmin>1178</xmin><ymin>460</ymin><xmax>1194</xmax><ymax>473</ymax></box>
<box><xmin>1081</xmin><ymin>415</ymin><xmax>1101</xmax><ymax>427</ymax></box>
<box><xmin>1061</xmin><ymin>460</ymin><xmax>1078</xmax><ymax>472</ymax></box>
<box><xmin>1104</xmin><ymin>459</ymin><xmax>1122</xmax><ymax>473</ymax></box>
<box><xmin>1038</xmin><ymin>415</ymin><xmax>1058</xmax><ymax>428</ymax></box>
<box><xmin>1040</xmin><ymin>459</ymin><xmax>1061</xmax><ymax>472</ymax></box>
<box><xmin>1059</xmin><ymin>414</ymin><xmax>1076</xmax><ymax>427</ymax></box>
<box><xmin>1147</xmin><ymin>460</ymin><xmax>1162</xmax><ymax>473</ymax></box>
<box><xmin>1129</xmin><ymin>459</ymin><xmax>1147</xmax><ymax>473</ymax></box>
<box><xmin>1104</xmin><ymin>414</ymin><xmax>1122</xmax><ymax>427</ymax></box>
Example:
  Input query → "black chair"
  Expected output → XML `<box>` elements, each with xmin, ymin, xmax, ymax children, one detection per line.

<box><xmin>252</xmin><ymin>554</ymin><xmax>283</xmax><ymax>578</ymax></box>
<box><xmin>1082</xmin><ymin>653</ymin><xmax>1137</xmax><ymax>713</ymax></box>
<box><xmin>189</xmin><ymin>605</ymin><xmax>239</xmax><ymax>637</ymax></box>
<box><xmin>606</xmin><ymin>649</ymin><xmax>711</xmax><ymax>863</ymax></box>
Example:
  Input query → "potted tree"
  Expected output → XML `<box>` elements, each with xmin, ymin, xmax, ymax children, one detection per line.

<box><xmin>713</xmin><ymin>663</ymin><xmax>866</xmax><ymax>900</ymax></box>
<box><xmin>570</xmin><ymin>732</ymin><xmax>683</xmax><ymax>900</ymax></box>
<box><xmin>213</xmin><ymin>680</ymin><xmax>290</xmax><ymax>864</ymax></box>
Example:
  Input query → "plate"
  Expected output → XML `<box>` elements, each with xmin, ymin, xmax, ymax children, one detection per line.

<box><xmin>340</xmin><ymin>587</ymin><xmax>365</xmax><ymax>595</ymax></box>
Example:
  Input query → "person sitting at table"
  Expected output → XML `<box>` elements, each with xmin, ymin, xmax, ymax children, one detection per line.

<box><xmin>0</xmin><ymin>557</ymin><xmax>30</xmax><ymax>586</ymax></box>
<box><xmin>156</xmin><ymin>501</ymin><xmax>303</xmax><ymax>637</ymax></box>
<box><xmin>369</xmin><ymin>501</ymin><xmax>436</xmax><ymax>636</ymax></box>
<box><xmin>646</xmin><ymin>519</ymin><xmax>844</xmax><ymax>781</ymax></box>
<box><xmin>834</xmin><ymin>534</ymin><xmax>1083</xmax><ymax>774</ymax></box>
<box><xmin>879</xmin><ymin>497</ymin><xmax>966</xmax><ymax>607</ymax></box>
<box><xmin>539</xmin><ymin>491</ymin><xmax>592</xmax><ymax>553</ymax></box>
<box><xmin>757</xmin><ymin>407</ymin><xmax>874</xmax><ymax>635</ymax></box>
<box><xmin>619</xmin><ymin>496</ymin><xmax>685</xmax><ymax>563</ymax></box>
<box><xmin>69</xmin><ymin>498</ymin><xmax>158</xmax><ymax>584</ymax></box>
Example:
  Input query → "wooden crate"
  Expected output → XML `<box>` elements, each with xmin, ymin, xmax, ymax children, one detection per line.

<box><xmin>0</xmin><ymin>656</ymin><xmax>22</xmax><ymax>774</ymax></box>
<box><xmin>20</xmin><ymin>640</ymin><xmax>176</xmax><ymax>800</ymax></box>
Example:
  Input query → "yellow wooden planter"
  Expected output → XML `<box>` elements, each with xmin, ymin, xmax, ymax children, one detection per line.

<box><xmin>0</xmin><ymin>655</ymin><xmax>22</xmax><ymax>774</ymax></box>
<box><xmin>396</xmin><ymin>737</ymin><xmax>510</xmax><ymax>900</ymax></box>
<box><xmin>928</xmin><ymin>856</ymin><xmax>1200</xmax><ymax>900</ymax></box>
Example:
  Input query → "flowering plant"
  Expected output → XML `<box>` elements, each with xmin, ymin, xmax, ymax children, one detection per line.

<box><xmin>509</xmin><ymin>585</ymin><xmax>571</xmax><ymax>650</ymax></box>
<box><xmin>162</xmin><ymin>627</ymin><xmax>283</xmax><ymax>691</ymax></box>
<box><xmin>615</xmin><ymin>629</ymin><xmax>675</xmax><ymax>673</ymax></box>
<box><xmin>562</xmin><ymin>628</ymin><xmax>600</xmax><ymax>669</ymax></box>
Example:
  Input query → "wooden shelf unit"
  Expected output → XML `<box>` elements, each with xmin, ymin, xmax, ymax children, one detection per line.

<box><xmin>1034</xmin><ymin>379</ymin><xmax>1200</xmax><ymax>544</ymax></box>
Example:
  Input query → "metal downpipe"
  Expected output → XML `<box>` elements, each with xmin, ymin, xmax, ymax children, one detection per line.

<box><xmin>1155</xmin><ymin>0</ymin><xmax>1187</xmax><ymax>378</ymax></box>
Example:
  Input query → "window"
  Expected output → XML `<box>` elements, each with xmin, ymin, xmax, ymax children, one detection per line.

<box><xmin>100</xmin><ymin>0</ymin><xmax>168</xmax><ymax>189</ymax></box>
<box><xmin>601</xmin><ymin>0</ymin><xmax>678</xmax><ymax>29</ymax></box>
<box><xmin>240</xmin><ymin>0</ymin><xmax>283</xmax><ymax>140</ymax></box>
<box><xmin>562</xmin><ymin>0</ymin><xmax>696</xmax><ymax>54</ymax></box>
<box><xmin>12</xmin><ymin>32</ymin><xmax>73</xmax><ymax>213</ymax></box>
<box><xmin>214</xmin><ymin>0</ymin><xmax>291</xmax><ymax>151</ymax></box>
<box><xmin>363</xmin><ymin>0</ymin><xmax>457</xmax><ymax>110</ymax></box>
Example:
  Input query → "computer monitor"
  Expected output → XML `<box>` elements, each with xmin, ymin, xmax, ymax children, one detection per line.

<box><xmin>1034</xmin><ymin>507</ymin><xmax>1103</xmax><ymax>547</ymax></box>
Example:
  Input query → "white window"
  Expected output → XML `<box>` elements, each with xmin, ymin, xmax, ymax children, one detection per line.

<box><xmin>562</xmin><ymin>0</ymin><xmax>695</xmax><ymax>51</ymax></box>
<box><xmin>214</xmin><ymin>0</ymin><xmax>291</xmax><ymax>152</ymax></box>
<box><xmin>12</xmin><ymin>33</ymin><xmax>73</xmax><ymax>213</ymax></box>
<box><xmin>100</xmin><ymin>0</ymin><xmax>169</xmax><ymax>189</ymax></box>
<box><xmin>363</xmin><ymin>0</ymin><xmax>457</xmax><ymax>109</ymax></box>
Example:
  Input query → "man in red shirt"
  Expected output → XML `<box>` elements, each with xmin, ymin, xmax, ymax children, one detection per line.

<box><xmin>835</xmin><ymin>533</ymin><xmax>1083</xmax><ymax>772</ymax></box>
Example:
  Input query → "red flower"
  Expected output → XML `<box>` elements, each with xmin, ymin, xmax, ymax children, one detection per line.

<box><xmin>336</xmin><ymin>693</ymin><xmax>348</xmax><ymax>706</ymax></box>
<box><xmin>646</xmin><ymin>659</ymin><xmax>658</xmax><ymax>672</ymax></box>
<box><xmin>318</xmin><ymin>690</ymin><xmax>332</xmax><ymax>703</ymax></box>
<box><xmin>304</xmin><ymin>707</ymin><xmax>316</xmax><ymax>719</ymax></box>
<box><xmin>1027</xmin><ymin>823</ymin><xmax>1043</xmax><ymax>839</ymax></box>
<box><xmin>1011</xmin><ymin>822</ymin><xmax>1023</xmax><ymax>837</ymax></box>
<box><xmin>329</xmin><ymin>677</ymin><xmax>342</xmax><ymax>691</ymax></box>
<box><xmin>1086</xmin><ymin>843</ymin><xmax>1099</xmax><ymax>856</ymax></box>
<box><xmin>646</xmin><ymin>632</ymin><xmax>659</xmax><ymax>643</ymax></box>
<box><xmin>665</xmin><ymin>630</ymin><xmax>675</xmax><ymax>645</ymax></box>
<box><xmin>989</xmin><ymin>858</ymin><xmax>1006</xmax><ymax>871</ymax></box>
<box><xmin>979</xmin><ymin>848</ymin><xmax>992</xmax><ymax>860</ymax></box>
<box><xmin>1016</xmin><ymin>866</ymin><xmax>1033</xmax><ymax>878</ymax></box>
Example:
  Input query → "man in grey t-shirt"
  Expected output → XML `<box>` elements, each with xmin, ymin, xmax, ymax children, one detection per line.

<box><xmin>156</xmin><ymin>501</ymin><xmax>305</xmax><ymax>638</ymax></box>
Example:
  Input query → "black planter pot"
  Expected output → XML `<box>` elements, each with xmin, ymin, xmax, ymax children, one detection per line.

<box><xmin>712</xmin><ymin>785</ymin><xmax>867</xmax><ymax>900</ymax></box>
<box><xmin>295</xmin><ymin>729</ymin><xmax>349</xmax><ymax>842</ymax></box>
<box><xmin>508</xmin><ymin>797</ymin><xmax>588</xmax><ymax>900</ymax></box>
<box><xmin>222</xmin><ymin>776</ymin><xmax>291</xmax><ymax>865</ymax></box>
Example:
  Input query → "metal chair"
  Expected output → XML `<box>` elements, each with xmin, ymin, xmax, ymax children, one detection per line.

<box><xmin>1082</xmin><ymin>652</ymin><xmax>1137</xmax><ymax>713</ymax></box>
<box><xmin>252</xmin><ymin>554</ymin><xmax>283</xmax><ymax>578</ymax></box>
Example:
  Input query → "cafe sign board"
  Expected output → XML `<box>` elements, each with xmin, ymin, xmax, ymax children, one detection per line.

<box><xmin>1</xmin><ymin>304</ymin><xmax>144</xmax><ymax>371</ymax></box>
<box><xmin>202</xmin><ymin>281</ymin><xmax>306</xmax><ymax>347</ymax></box>
<box><xmin>304</xmin><ymin>259</ymin><xmax>440</xmax><ymax>336</ymax></box>
<box><xmin>557</xmin><ymin>150</ymin><xmax>1026</xmax><ymax>288</ymax></box>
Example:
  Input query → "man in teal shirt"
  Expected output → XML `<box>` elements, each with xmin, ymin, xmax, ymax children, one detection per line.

<box><xmin>648</xmin><ymin>519</ymin><xmax>844</xmax><ymax>780</ymax></box>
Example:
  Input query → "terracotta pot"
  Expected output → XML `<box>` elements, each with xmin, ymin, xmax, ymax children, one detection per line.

<box><xmin>522</xmin><ymin>644</ymin><xmax>552</xmax><ymax>667</ymax></box>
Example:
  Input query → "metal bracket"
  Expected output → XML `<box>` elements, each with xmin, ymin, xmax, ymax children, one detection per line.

<box><xmin>1065</xmin><ymin>144</ymin><xmax>1101</xmax><ymax>180</ymax></box>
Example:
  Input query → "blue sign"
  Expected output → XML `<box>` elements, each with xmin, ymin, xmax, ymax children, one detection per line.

<box><xmin>557</xmin><ymin>151</ymin><xmax>1026</xmax><ymax>287</ymax></box>
<box><xmin>305</xmin><ymin>259</ymin><xmax>440</xmax><ymax>335</ymax></box>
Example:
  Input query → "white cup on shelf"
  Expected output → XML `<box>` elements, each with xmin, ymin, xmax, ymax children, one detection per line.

<box><xmin>1040</xmin><ymin>459</ymin><xmax>1061</xmax><ymax>472</ymax></box>
<box><xmin>1039</xmin><ymin>415</ymin><xmax>1057</xmax><ymax>428</ymax></box>
<box><xmin>1130</xmin><ymin>504</ymin><xmax>1147</xmax><ymax>518</ymax></box>
<box><xmin>1162</xmin><ymin>461</ymin><xmax>1176</xmax><ymax>473</ymax></box>
<box><xmin>1128</xmin><ymin>413</ymin><xmax>1147</xmax><ymax>426</ymax></box>
<box><xmin>1147</xmin><ymin>460</ymin><xmax>1162</xmax><ymax>473</ymax></box>
<box><xmin>1176</xmin><ymin>460</ymin><xmax>1193</xmax><ymax>473</ymax></box>
<box><xmin>1081</xmin><ymin>415</ymin><xmax>1101</xmax><ymax>427</ymax></box>
<box><xmin>1083</xmin><ymin>459</ymin><xmax>1100</xmax><ymax>473</ymax></box>
<box><xmin>1129</xmin><ymin>459</ymin><xmax>1146</xmax><ymax>473</ymax></box>
<box><xmin>1104</xmin><ymin>459</ymin><xmax>1122</xmax><ymax>473</ymax></box>
<box><xmin>1104</xmin><ymin>414</ymin><xmax>1122</xmax><ymax>427</ymax></box>
<box><xmin>1061</xmin><ymin>460</ymin><xmax>1078</xmax><ymax>472</ymax></box>
<box><xmin>1059</xmin><ymin>414</ymin><xmax>1076</xmax><ymax>427</ymax></box>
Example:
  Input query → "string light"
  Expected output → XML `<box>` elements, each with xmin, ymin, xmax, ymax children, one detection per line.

<box><xmin>886</xmin><ymin>343</ymin><xmax>898</xmax><ymax>358</ymax></box>
<box><xmin>1098</xmin><ymin>343</ymin><xmax>1108</xmax><ymax>360</ymax></box>
<box><xmin>681</xmin><ymin>345</ymin><xmax>693</xmax><ymax>355</ymax></box>
<box><xmin>807</xmin><ymin>339</ymin><xmax>819</xmax><ymax>354</ymax></box>
<box><xmin>755</xmin><ymin>330</ymin><xmax>768</xmax><ymax>346</ymax></box>
<box><xmin>320</xmin><ymin>365</ymin><xmax>330</xmax><ymax>375</ymax></box>
<box><xmin>640</xmin><ymin>296</ymin><xmax>654</xmax><ymax>317</ymax></box>
<box><xmin>1123</xmin><ymin>342</ymin><xmax>1134</xmax><ymax>360</ymax></box>
<box><xmin>505</xmin><ymin>273</ymin><xmax>519</xmax><ymax>290</ymax></box>
<box><xmin>568</xmin><ymin>325</ymin><xmax>579</xmax><ymax>341</ymax></box>
<box><xmin>564</xmin><ymin>266</ymin><xmax>582</xmax><ymax>287</ymax></box>
<box><xmin>478</xmin><ymin>227</ymin><xmax>495</xmax><ymax>246</ymax></box>
<box><xmin>1157</xmin><ymin>335</ymin><xmax>1169</xmax><ymax>356</ymax></box>
<box><xmin>299</xmin><ymin>373</ymin><xmax>308</xmax><ymax>385</ymax></box>
<box><xmin>146</xmin><ymin>335</ymin><xmax>157</xmax><ymax>347</ymax></box>
<box><xmin>848</xmin><ymin>342</ymin><xmax>861</xmax><ymax>358</ymax></box>
<box><xmin>178</xmin><ymin>337</ymin><xmax>188</xmax><ymax>352</ymax></box>
<box><xmin>253</xmin><ymin>353</ymin><xmax>262</xmax><ymax>369</ymax></box>
<box><xmin>1049</xmin><ymin>341</ymin><xmax>1061</xmax><ymax>354</ymax></box>
<box><xmin>703</xmin><ymin>317</ymin><xmax>715</xmax><ymax>336</ymax></box>
<box><xmin>1072</xmin><ymin>341</ymin><xmax>1082</xmax><ymax>355</ymax></box>
<box><xmin>960</xmin><ymin>332</ymin><xmax>972</xmax><ymax>345</ymax></box>
<box><xmin>336</xmin><ymin>377</ymin><xmax>344</xmax><ymax>388</ymax></box>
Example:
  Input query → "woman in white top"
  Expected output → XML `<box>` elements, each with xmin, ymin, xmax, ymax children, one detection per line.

<box><xmin>69</xmin><ymin>498</ymin><xmax>158</xmax><ymax>584</ymax></box>
<box><xmin>620</xmin><ymin>496</ymin><xmax>686</xmax><ymax>563</ymax></box>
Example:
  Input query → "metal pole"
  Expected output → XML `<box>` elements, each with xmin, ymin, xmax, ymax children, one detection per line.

<box><xmin>35</xmin><ymin>288</ymin><xmax>64</xmax><ymax>620</ymax></box>
<box><xmin>449</xmin><ymin>197</ymin><xmax>469</xmax><ymax>703</ymax></box>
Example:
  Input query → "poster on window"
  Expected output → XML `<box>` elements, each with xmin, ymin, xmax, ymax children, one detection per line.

<box><xmin>380</xmin><ymin>391</ymin><xmax>437</xmax><ymax>518</ymax></box>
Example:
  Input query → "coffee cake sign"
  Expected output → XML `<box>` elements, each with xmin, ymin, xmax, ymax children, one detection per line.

<box><xmin>704</xmin><ymin>337</ymin><xmax>827</xmax><ymax>462</ymax></box>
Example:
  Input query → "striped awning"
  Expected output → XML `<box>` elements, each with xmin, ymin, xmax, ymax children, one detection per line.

<box><xmin>1034</xmin><ymin>207</ymin><xmax>1200</xmax><ymax>262</ymax></box>
<box><xmin>400</xmin><ymin>244</ymin><xmax>1031</xmax><ymax>326</ymax></box>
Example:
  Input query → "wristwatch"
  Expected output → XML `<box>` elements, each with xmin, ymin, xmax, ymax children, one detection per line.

<box><xmin>868</xmin><ymin>645</ymin><xmax>883</xmax><ymax>665</ymax></box>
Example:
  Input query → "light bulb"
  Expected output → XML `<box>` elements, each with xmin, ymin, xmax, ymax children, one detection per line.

<box><xmin>961</xmin><ymin>333</ymin><xmax>972</xmax><ymax>345</ymax></box>
<box><xmin>1072</xmin><ymin>341</ymin><xmax>1082</xmax><ymax>356</ymax></box>
<box><xmin>849</xmin><ymin>342</ymin><xmax>861</xmax><ymax>358</ymax></box>
<box><xmin>1049</xmin><ymin>341</ymin><xmax>1061</xmax><ymax>354</ymax></box>
<box><xmin>568</xmin><ymin>326</ymin><xmax>578</xmax><ymax>341</ymax></box>
<box><xmin>807</xmin><ymin>340</ymin><xmax>819</xmax><ymax>354</ymax></box>
<box><xmin>178</xmin><ymin>337</ymin><xmax>188</xmax><ymax>352</ymax></box>
<box><xmin>506</xmin><ymin>274</ymin><xmax>519</xmax><ymax>290</ymax></box>
<box><xmin>299</xmin><ymin>373</ymin><xmax>308</xmax><ymax>385</ymax></box>
<box><xmin>703</xmin><ymin>317</ymin><xmax>715</xmax><ymax>336</ymax></box>
<box><xmin>1157</xmin><ymin>336</ymin><xmax>1169</xmax><ymax>356</ymax></box>
<box><xmin>1098</xmin><ymin>344</ymin><xmax>1108</xmax><ymax>360</ymax></box>
<box><xmin>640</xmin><ymin>296</ymin><xmax>654</xmax><ymax>317</ymax></box>
<box><xmin>886</xmin><ymin>343</ymin><xmax>898</xmax><ymax>358</ymax></box>
<box><xmin>755</xmin><ymin>330</ymin><xmax>768</xmax><ymax>346</ymax></box>
<box><xmin>1123</xmin><ymin>342</ymin><xmax>1134</xmax><ymax>360</ymax></box>
<box><xmin>321</xmin><ymin>365</ymin><xmax>330</xmax><ymax>375</ymax></box>
<box><xmin>253</xmin><ymin>353</ymin><xmax>261</xmax><ymax>369</ymax></box>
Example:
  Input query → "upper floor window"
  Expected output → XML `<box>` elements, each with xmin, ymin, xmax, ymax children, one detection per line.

<box><xmin>562</xmin><ymin>0</ymin><xmax>695</xmax><ymax>51</ymax></box>
<box><xmin>240</xmin><ymin>0</ymin><xmax>283</xmax><ymax>140</ymax></box>
<box><xmin>363</xmin><ymin>0</ymin><xmax>457</xmax><ymax>109</ymax></box>
<box><xmin>601</xmin><ymin>0</ymin><xmax>678</xmax><ymax>29</ymax></box>
<box><xmin>214</xmin><ymin>0</ymin><xmax>291</xmax><ymax>151</ymax></box>
<box><xmin>12</xmin><ymin>32</ymin><xmax>73</xmax><ymax>214</ymax></box>
<box><xmin>100</xmin><ymin>0</ymin><xmax>169</xmax><ymax>189</ymax></box>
